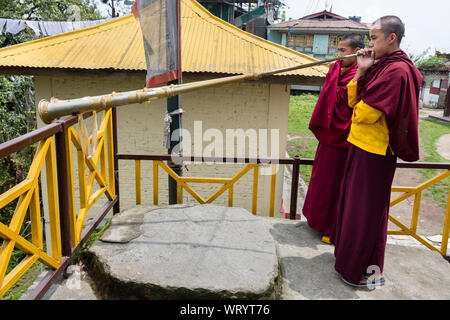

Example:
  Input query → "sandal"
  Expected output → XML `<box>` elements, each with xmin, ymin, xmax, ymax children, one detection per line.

<box><xmin>341</xmin><ymin>275</ymin><xmax>385</xmax><ymax>289</ymax></box>
<box><xmin>362</xmin><ymin>274</ymin><xmax>386</xmax><ymax>287</ymax></box>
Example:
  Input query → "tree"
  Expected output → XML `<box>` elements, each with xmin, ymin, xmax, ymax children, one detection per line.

<box><xmin>100</xmin><ymin>0</ymin><xmax>130</xmax><ymax>17</ymax></box>
<box><xmin>0</xmin><ymin>1</ymin><xmax>102</xmax><ymax>23</ymax></box>
<box><xmin>408</xmin><ymin>49</ymin><xmax>449</xmax><ymax>69</ymax></box>
<box><xmin>280</xmin><ymin>10</ymin><xmax>286</xmax><ymax>22</ymax></box>
<box><xmin>417</xmin><ymin>55</ymin><xmax>449</xmax><ymax>69</ymax></box>
<box><xmin>0</xmin><ymin>0</ymin><xmax>103</xmax><ymax>225</ymax></box>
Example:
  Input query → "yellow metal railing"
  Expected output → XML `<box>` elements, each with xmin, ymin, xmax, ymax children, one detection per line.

<box><xmin>0</xmin><ymin>137</ymin><xmax>61</xmax><ymax>297</ymax></box>
<box><xmin>388</xmin><ymin>170</ymin><xmax>450</xmax><ymax>256</ymax></box>
<box><xmin>131</xmin><ymin>156</ymin><xmax>450</xmax><ymax>256</ymax></box>
<box><xmin>134</xmin><ymin>160</ymin><xmax>279</xmax><ymax>217</ymax></box>
<box><xmin>0</xmin><ymin>110</ymin><xmax>116</xmax><ymax>298</ymax></box>
<box><xmin>65</xmin><ymin>110</ymin><xmax>116</xmax><ymax>247</ymax></box>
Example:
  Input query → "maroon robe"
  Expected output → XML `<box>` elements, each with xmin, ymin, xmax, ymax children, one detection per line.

<box><xmin>357</xmin><ymin>50</ymin><xmax>423</xmax><ymax>162</ymax></box>
<box><xmin>309</xmin><ymin>60</ymin><xmax>357</xmax><ymax>149</ymax></box>
<box><xmin>332</xmin><ymin>145</ymin><xmax>396</xmax><ymax>284</ymax></box>
<box><xmin>331</xmin><ymin>50</ymin><xmax>422</xmax><ymax>284</ymax></box>
<box><xmin>302</xmin><ymin>61</ymin><xmax>357</xmax><ymax>235</ymax></box>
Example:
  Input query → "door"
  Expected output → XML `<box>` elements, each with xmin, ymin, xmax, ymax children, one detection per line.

<box><xmin>313</xmin><ymin>34</ymin><xmax>329</xmax><ymax>55</ymax></box>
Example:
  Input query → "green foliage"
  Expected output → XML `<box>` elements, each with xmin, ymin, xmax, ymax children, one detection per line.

<box><xmin>0</xmin><ymin>75</ymin><xmax>37</xmax><ymax>225</ymax></box>
<box><xmin>409</xmin><ymin>49</ymin><xmax>449</xmax><ymax>69</ymax></box>
<box><xmin>0</xmin><ymin>0</ymin><xmax>102</xmax><ymax>20</ymax></box>
<box><xmin>0</xmin><ymin>76</ymin><xmax>36</xmax><ymax>142</ymax></box>
<box><xmin>417</xmin><ymin>56</ymin><xmax>449</xmax><ymax>69</ymax></box>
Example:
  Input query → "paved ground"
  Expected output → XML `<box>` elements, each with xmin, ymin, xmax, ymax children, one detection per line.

<box><xmin>437</xmin><ymin>134</ymin><xmax>450</xmax><ymax>160</ymax></box>
<box><xmin>423</xmin><ymin>108</ymin><xmax>450</xmax><ymax>160</ymax></box>
<box><xmin>30</xmin><ymin>214</ymin><xmax>450</xmax><ymax>301</ymax></box>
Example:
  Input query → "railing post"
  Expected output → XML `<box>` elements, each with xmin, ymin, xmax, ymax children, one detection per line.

<box><xmin>112</xmin><ymin>107</ymin><xmax>120</xmax><ymax>214</ymax></box>
<box><xmin>54</xmin><ymin>122</ymin><xmax>72</xmax><ymax>258</ymax></box>
<box><xmin>290</xmin><ymin>156</ymin><xmax>301</xmax><ymax>220</ymax></box>
<box><xmin>444</xmin><ymin>87</ymin><xmax>449</xmax><ymax>117</ymax></box>
<box><xmin>442</xmin><ymin>182</ymin><xmax>450</xmax><ymax>261</ymax></box>
<box><xmin>135</xmin><ymin>160</ymin><xmax>142</xmax><ymax>205</ymax></box>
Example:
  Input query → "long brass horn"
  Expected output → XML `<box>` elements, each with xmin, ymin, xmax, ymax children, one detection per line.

<box><xmin>38</xmin><ymin>53</ymin><xmax>361</xmax><ymax>124</ymax></box>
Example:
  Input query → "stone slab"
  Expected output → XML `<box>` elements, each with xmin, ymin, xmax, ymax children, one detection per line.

<box><xmin>83</xmin><ymin>204</ymin><xmax>279</xmax><ymax>299</ymax></box>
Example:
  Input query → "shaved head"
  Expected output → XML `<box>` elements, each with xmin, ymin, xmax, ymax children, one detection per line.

<box><xmin>341</xmin><ymin>34</ymin><xmax>365</xmax><ymax>50</ymax></box>
<box><xmin>372</xmin><ymin>15</ymin><xmax>405</xmax><ymax>46</ymax></box>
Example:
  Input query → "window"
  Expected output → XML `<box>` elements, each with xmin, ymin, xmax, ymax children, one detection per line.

<box><xmin>328</xmin><ymin>35</ymin><xmax>342</xmax><ymax>48</ymax></box>
<box><xmin>287</xmin><ymin>34</ymin><xmax>313</xmax><ymax>47</ymax></box>
<box><xmin>432</xmin><ymin>79</ymin><xmax>441</xmax><ymax>88</ymax></box>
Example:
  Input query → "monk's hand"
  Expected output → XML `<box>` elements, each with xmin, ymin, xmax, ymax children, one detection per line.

<box><xmin>354</xmin><ymin>49</ymin><xmax>375</xmax><ymax>81</ymax></box>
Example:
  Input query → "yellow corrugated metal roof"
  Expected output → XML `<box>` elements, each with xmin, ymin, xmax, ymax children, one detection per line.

<box><xmin>0</xmin><ymin>0</ymin><xmax>327</xmax><ymax>78</ymax></box>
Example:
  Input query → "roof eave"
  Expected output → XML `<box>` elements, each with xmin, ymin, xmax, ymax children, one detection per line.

<box><xmin>268</xmin><ymin>27</ymin><xmax>369</xmax><ymax>34</ymax></box>
<box><xmin>0</xmin><ymin>67</ymin><xmax>325</xmax><ymax>85</ymax></box>
<box><xmin>0</xmin><ymin>66</ymin><xmax>146</xmax><ymax>79</ymax></box>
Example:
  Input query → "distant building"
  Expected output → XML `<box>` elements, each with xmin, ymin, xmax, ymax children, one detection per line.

<box><xmin>198</xmin><ymin>0</ymin><xmax>283</xmax><ymax>39</ymax></box>
<box><xmin>419</xmin><ymin>62</ymin><xmax>450</xmax><ymax>109</ymax></box>
<box><xmin>266</xmin><ymin>10</ymin><xmax>369</xmax><ymax>93</ymax></box>
<box><xmin>267</xmin><ymin>10</ymin><xmax>369</xmax><ymax>60</ymax></box>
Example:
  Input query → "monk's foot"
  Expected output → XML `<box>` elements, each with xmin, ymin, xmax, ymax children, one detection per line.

<box><xmin>363</xmin><ymin>271</ymin><xmax>385</xmax><ymax>285</ymax></box>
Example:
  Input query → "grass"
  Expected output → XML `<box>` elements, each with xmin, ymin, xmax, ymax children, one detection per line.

<box><xmin>287</xmin><ymin>94</ymin><xmax>319</xmax><ymax>183</ymax></box>
<box><xmin>417</xmin><ymin>117</ymin><xmax>450</xmax><ymax>207</ymax></box>
<box><xmin>73</xmin><ymin>219</ymin><xmax>111</xmax><ymax>263</ymax></box>
<box><xmin>288</xmin><ymin>94</ymin><xmax>319</xmax><ymax>137</ymax></box>
<box><xmin>2</xmin><ymin>261</ymin><xmax>42</xmax><ymax>300</ymax></box>
<box><xmin>1</xmin><ymin>219</ymin><xmax>111</xmax><ymax>300</ymax></box>
<box><xmin>1</xmin><ymin>244</ymin><xmax>41</xmax><ymax>300</ymax></box>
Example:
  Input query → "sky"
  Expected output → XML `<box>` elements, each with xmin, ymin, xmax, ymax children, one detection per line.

<box><xmin>94</xmin><ymin>0</ymin><xmax>450</xmax><ymax>57</ymax></box>
<box><xmin>281</xmin><ymin>0</ymin><xmax>450</xmax><ymax>56</ymax></box>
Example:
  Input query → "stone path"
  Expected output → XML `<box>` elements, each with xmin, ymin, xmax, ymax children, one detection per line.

<box><xmin>437</xmin><ymin>134</ymin><xmax>450</xmax><ymax>160</ymax></box>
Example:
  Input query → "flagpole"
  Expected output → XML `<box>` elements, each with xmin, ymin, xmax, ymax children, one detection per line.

<box><xmin>167</xmin><ymin>0</ymin><xmax>183</xmax><ymax>205</ymax></box>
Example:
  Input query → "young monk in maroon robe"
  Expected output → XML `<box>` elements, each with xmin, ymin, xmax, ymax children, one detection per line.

<box><xmin>330</xmin><ymin>16</ymin><xmax>423</xmax><ymax>288</ymax></box>
<box><xmin>303</xmin><ymin>34</ymin><xmax>364</xmax><ymax>242</ymax></box>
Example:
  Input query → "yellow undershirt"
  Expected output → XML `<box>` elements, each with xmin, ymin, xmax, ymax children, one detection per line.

<box><xmin>346</xmin><ymin>80</ymin><xmax>391</xmax><ymax>156</ymax></box>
